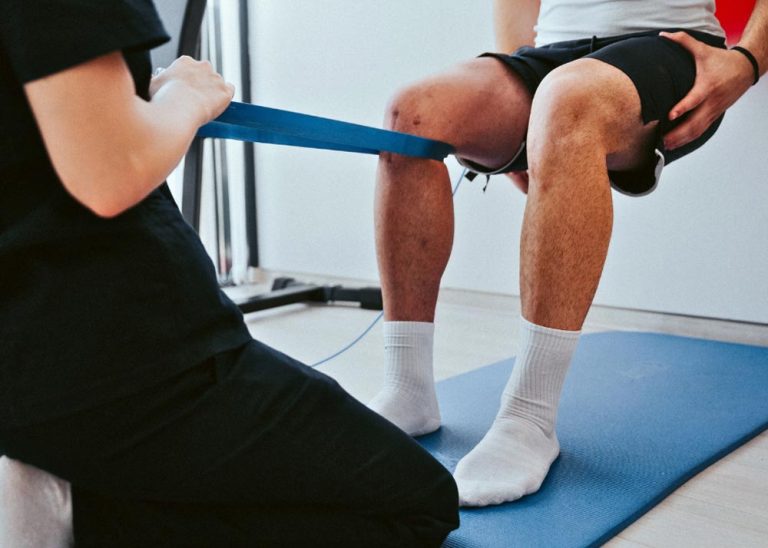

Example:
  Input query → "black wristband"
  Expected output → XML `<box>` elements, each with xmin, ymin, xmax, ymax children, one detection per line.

<box><xmin>731</xmin><ymin>46</ymin><xmax>760</xmax><ymax>86</ymax></box>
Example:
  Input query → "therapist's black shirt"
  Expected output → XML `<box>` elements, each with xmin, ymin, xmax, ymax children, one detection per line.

<box><xmin>0</xmin><ymin>0</ymin><xmax>251</xmax><ymax>426</ymax></box>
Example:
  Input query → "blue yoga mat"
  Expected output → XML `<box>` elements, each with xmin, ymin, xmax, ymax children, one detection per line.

<box><xmin>419</xmin><ymin>332</ymin><xmax>768</xmax><ymax>548</ymax></box>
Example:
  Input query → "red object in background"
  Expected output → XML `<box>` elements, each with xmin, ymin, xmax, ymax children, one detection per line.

<box><xmin>716</xmin><ymin>0</ymin><xmax>756</xmax><ymax>43</ymax></box>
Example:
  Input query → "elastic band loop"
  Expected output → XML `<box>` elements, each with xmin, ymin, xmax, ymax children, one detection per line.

<box><xmin>731</xmin><ymin>46</ymin><xmax>760</xmax><ymax>86</ymax></box>
<box><xmin>198</xmin><ymin>102</ymin><xmax>455</xmax><ymax>161</ymax></box>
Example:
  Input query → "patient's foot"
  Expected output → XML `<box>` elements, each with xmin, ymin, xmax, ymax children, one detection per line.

<box><xmin>454</xmin><ymin>418</ymin><xmax>559</xmax><ymax>506</ymax></box>
<box><xmin>368</xmin><ymin>321</ymin><xmax>441</xmax><ymax>436</ymax></box>
<box><xmin>368</xmin><ymin>384</ymin><xmax>441</xmax><ymax>437</ymax></box>
<box><xmin>453</xmin><ymin>318</ymin><xmax>579</xmax><ymax>506</ymax></box>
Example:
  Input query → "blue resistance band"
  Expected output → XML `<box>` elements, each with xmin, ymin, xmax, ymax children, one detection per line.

<box><xmin>198</xmin><ymin>102</ymin><xmax>455</xmax><ymax>161</ymax></box>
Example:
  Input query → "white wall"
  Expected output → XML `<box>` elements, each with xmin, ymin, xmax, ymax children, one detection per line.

<box><xmin>250</xmin><ymin>0</ymin><xmax>768</xmax><ymax>324</ymax></box>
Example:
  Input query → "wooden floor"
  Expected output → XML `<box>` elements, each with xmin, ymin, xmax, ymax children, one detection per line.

<box><xmin>229</xmin><ymin>276</ymin><xmax>768</xmax><ymax>548</ymax></box>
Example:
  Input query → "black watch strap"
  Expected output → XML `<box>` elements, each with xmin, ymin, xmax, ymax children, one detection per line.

<box><xmin>731</xmin><ymin>46</ymin><xmax>760</xmax><ymax>86</ymax></box>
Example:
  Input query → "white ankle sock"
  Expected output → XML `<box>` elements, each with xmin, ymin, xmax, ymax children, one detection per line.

<box><xmin>454</xmin><ymin>317</ymin><xmax>580</xmax><ymax>506</ymax></box>
<box><xmin>367</xmin><ymin>321</ymin><xmax>441</xmax><ymax>436</ymax></box>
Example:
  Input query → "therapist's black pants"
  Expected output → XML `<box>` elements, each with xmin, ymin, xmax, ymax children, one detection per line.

<box><xmin>0</xmin><ymin>340</ymin><xmax>459</xmax><ymax>547</ymax></box>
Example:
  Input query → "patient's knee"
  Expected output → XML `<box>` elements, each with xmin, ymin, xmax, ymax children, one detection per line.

<box><xmin>380</xmin><ymin>83</ymin><xmax>458</xmax><ymax>171</ymax></box>
<box><xmin>385</xmin><ymin>84</ymin><xmax>432</xmax><ymax>133</ymax></box>
<box><xmin>527</xmin><ymin>69</ymin><xmax>609</xmax><ymax>182</ymax></box>
<box><xmin>532</xmin><ymin>70</ymin><xmax>606</xmax><ymax>139</ymax></box>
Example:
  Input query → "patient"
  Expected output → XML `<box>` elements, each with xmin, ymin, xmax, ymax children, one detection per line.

<box><xmin>369</xmin><ymin>0</ymin><xmax>766</xmax><ymax>507</ymax></box>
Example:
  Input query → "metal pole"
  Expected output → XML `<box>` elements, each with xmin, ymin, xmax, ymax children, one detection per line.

<box><xmin>210</xmin><ymin>0</ymin><xmax>233</xmax><ymax>284</ymax></box>
<box><xmin>179</xmin><ymin>0</ymin><xmax>208</xmax><ymax>230</ymax></box>
<box><xmin>239</xmin><ymin>0</ymin><xmax>260</xmax><ymax>268</ymax></box>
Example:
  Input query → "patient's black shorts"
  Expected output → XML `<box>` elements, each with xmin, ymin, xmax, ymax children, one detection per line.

<box><xmin>460</xmin><ymin>29</ymin><xmax>727</xmax><ymax>196</ymax></box>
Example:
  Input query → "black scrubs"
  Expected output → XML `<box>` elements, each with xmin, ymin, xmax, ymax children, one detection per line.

<box><xmin>0</xmin><ymin>1</ymin><xmax>458</xmax><ymax>546</ymax></box>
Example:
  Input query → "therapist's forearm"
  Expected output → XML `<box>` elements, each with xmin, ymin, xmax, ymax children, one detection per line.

<box><xmin>26</xmin><ymin>53</ymin><xmax>232</xmax><ymax>218</ymax></box>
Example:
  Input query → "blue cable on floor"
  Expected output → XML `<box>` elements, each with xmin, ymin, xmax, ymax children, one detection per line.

<box><xmin>309</xmin><ymin>310</ymin><xmax>383</xmax><ymax>368</ymax></box>
<box><xmin>309</xmin><ymin>167</ymin><xmax>469</xmax><ymax>368</ymax></box>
